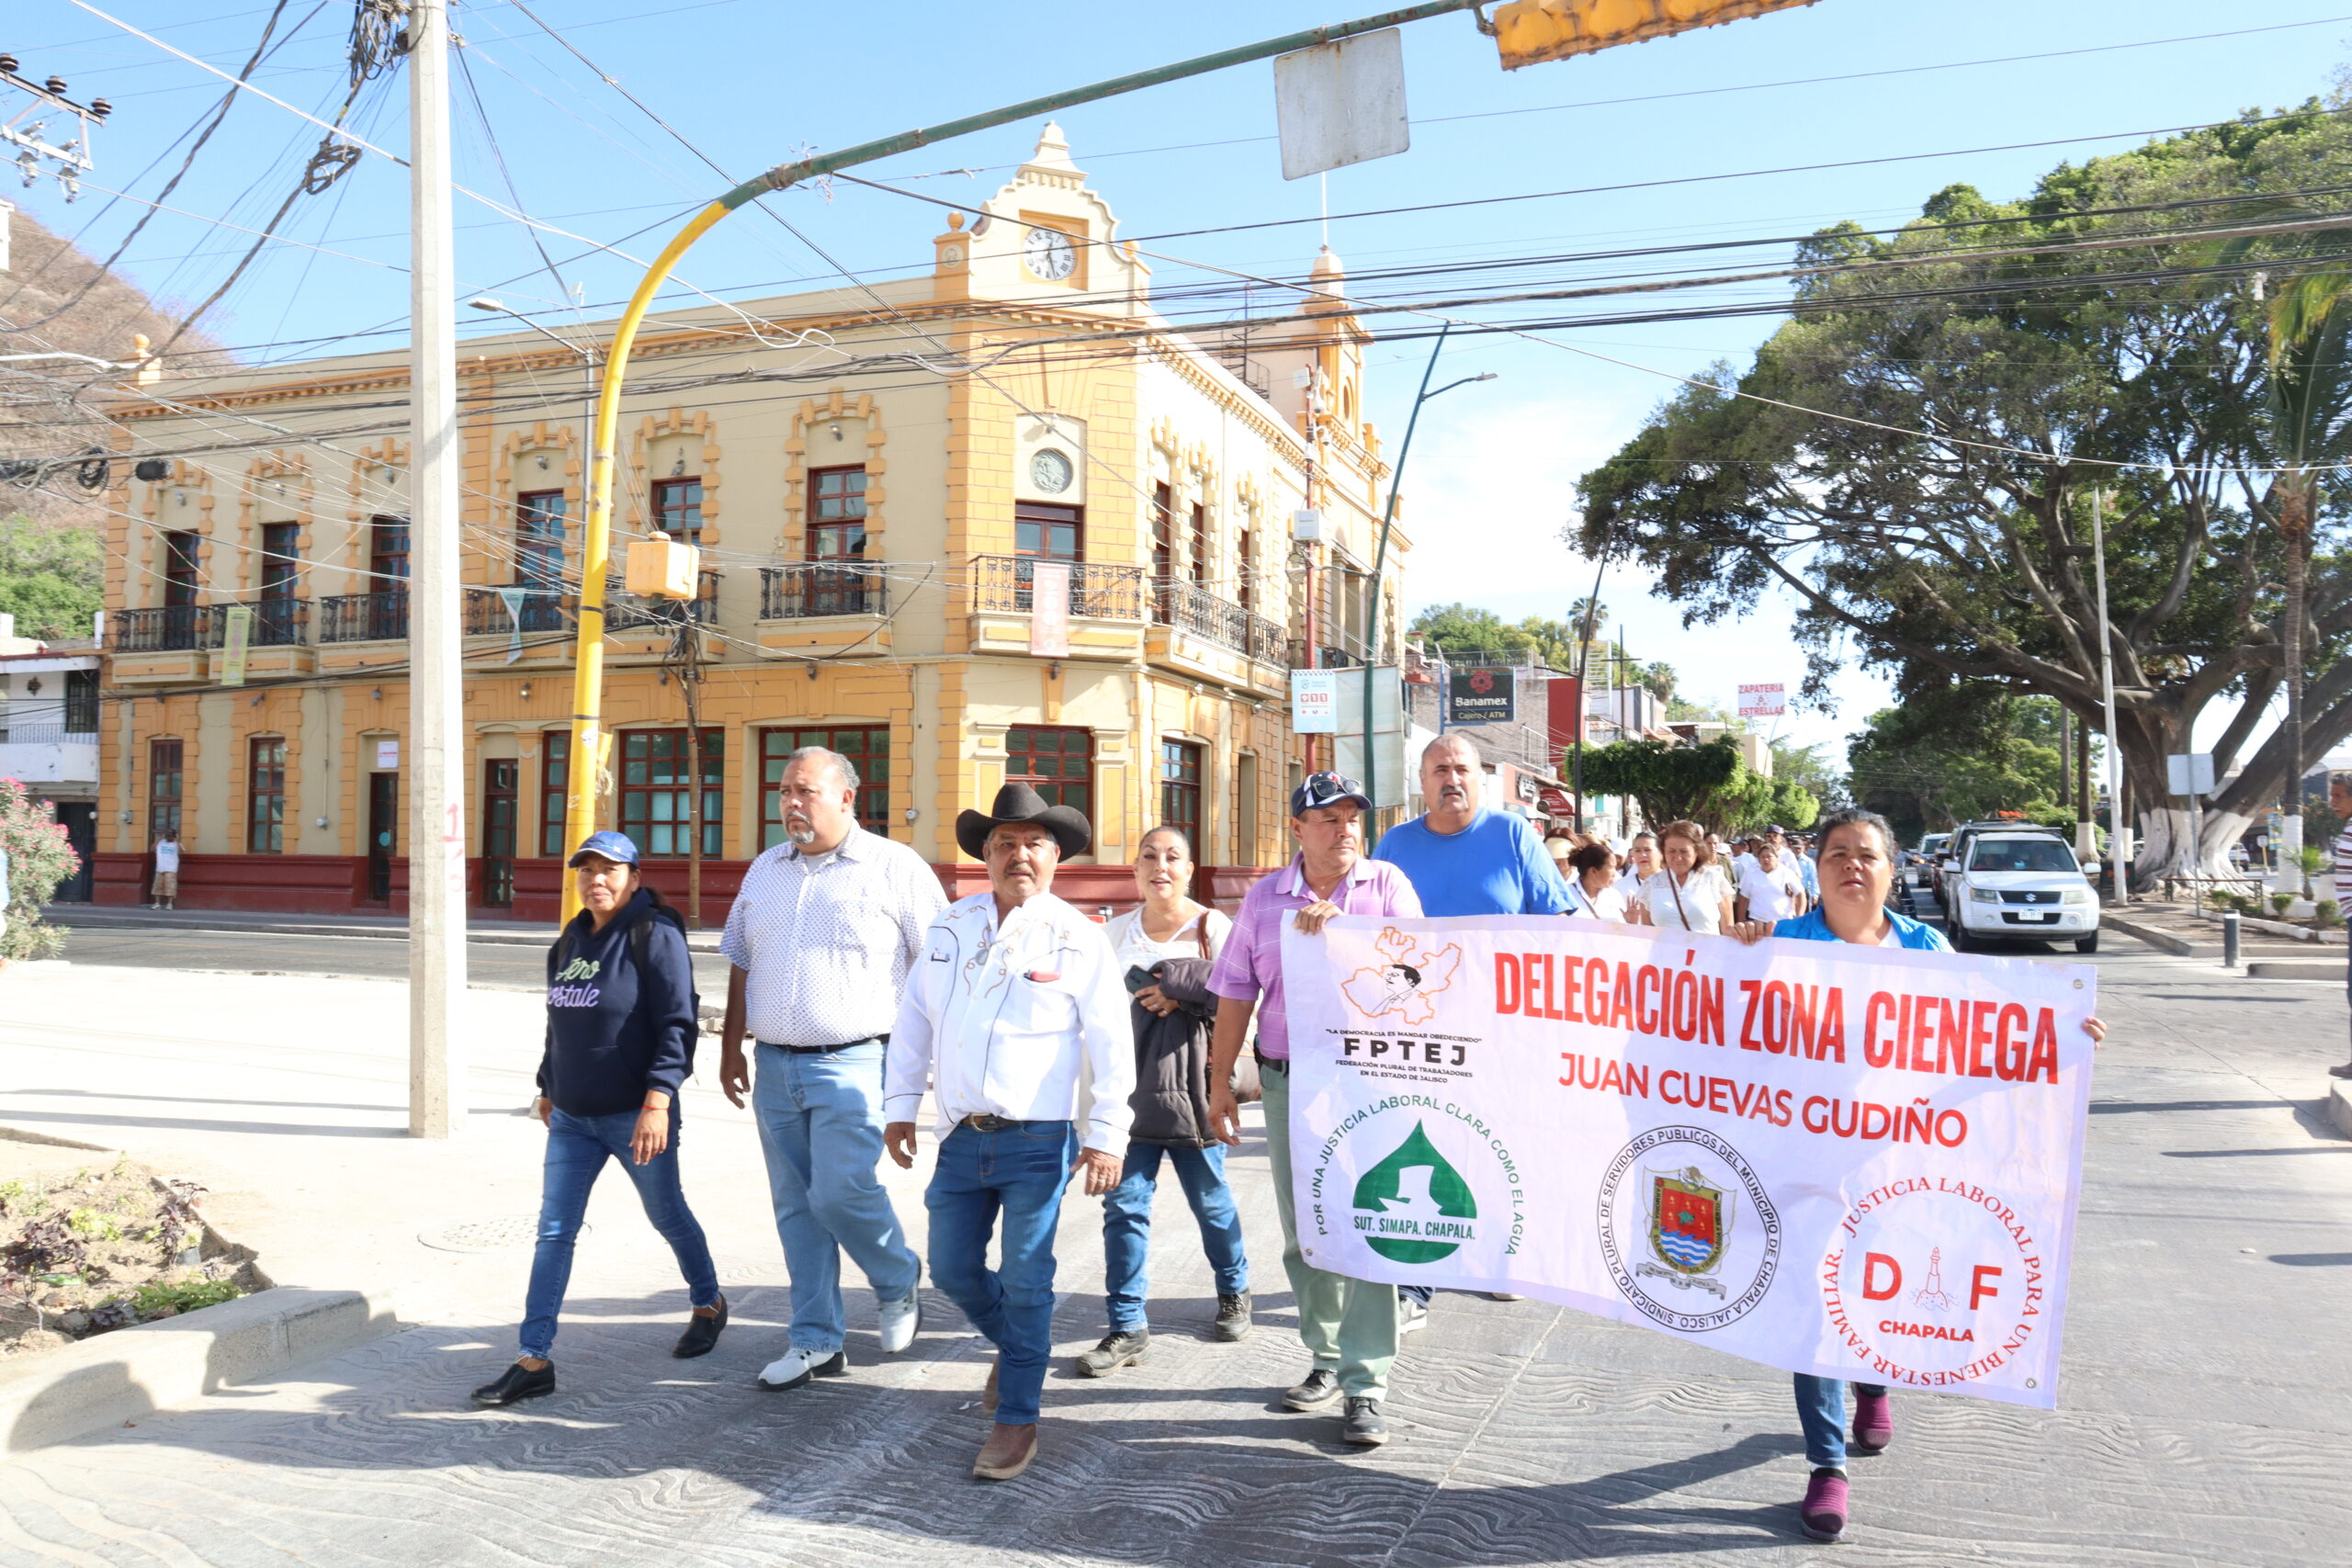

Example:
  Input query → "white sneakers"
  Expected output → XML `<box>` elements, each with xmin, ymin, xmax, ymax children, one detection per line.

<box><xmin>758</xmin><ymin>1292</ymin><xmax>922</xmax><ymax>1391</ymax></box>
<box><xmin>877</xmin><ymin>1290</ymin><xmax>923</xmax><ymax>1356</ymax></box>
<box><xmin>756</xmin><ymin>1347</ymin><xmax>846</xmax><ymax>1391</ymax></box>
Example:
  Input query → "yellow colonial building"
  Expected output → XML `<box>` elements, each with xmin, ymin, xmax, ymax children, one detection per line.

<box><xmin>93</xmin><ymin>126</ymin><xmax>1407</xmax><ymax>921</ymax></box>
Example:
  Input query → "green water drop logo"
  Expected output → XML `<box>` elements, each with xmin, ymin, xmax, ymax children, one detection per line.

<box><xmin>1351</xmin><ymin>1121</ymin><xmax>1478</xmax><ymax>1263</ymax></box>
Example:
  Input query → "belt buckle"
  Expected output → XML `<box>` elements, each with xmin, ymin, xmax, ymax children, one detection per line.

<box><xmin>967</xmin><ymin>1113</ymin><xmax>1012</xmax><ymax>1132</ymax></box>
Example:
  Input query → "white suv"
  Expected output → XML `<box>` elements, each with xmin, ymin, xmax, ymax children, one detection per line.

<box><xmin>1945</xmin><ymin>831</ymin><xmax>2099</xmax><ymax>953</ymax></box>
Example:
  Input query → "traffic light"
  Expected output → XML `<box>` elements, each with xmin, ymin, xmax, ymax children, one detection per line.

<box><xmin>1491</xmin><ymin>0</ymin><xmax>1822</xmax><ymax>70</ymax></box>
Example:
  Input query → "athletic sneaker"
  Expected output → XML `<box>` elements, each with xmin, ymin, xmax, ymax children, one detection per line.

<box><xmin>1799</xmin><ymin>1468</ymin><xmax>1849</xmax><ymax>1542</ymax></box>
<box><xmin>1398</xmin><ymin>1297</ymin><xmax>1429</xmax><ymax>1337</ymax></box>
<box><xmin>1852</xmin><ymin>1390</ymin><xmax>1894</xmax><ymax>1453</ymax></box>
<box><xmin>876</xmin><ymin>1287</ymin><xmax>922</xmax><ymax>1355</ymax></box>
<box><xmin>756</xmin><ymin>1348</ymin><xmax>847</xmax><ymax>1391</ymax></box>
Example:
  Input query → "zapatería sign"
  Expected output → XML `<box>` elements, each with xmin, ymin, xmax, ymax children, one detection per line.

<box><xmin>1445</xmin><ymin>665</ymin><xmax>1516</xmax><ymax>724</ymax></box>
<box><xmin>1284</xmin><ymin>916</ymin><xmax>2097</xmax><ymax>1408</ymax></box>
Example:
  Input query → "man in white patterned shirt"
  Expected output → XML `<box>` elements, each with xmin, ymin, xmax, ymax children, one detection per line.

<box><xmin>718</xmin><ymin>747</ymin><xmax>946</xmax><ymax>1393</ymax></box>
<box><xmin>885</xmin><ymin>783</ymin><xmax>1132</xmax><ymax>1482</ymax></box>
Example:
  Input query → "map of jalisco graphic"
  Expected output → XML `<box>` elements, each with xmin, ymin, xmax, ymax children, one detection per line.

<box><xmin>1340</xmin><ymin>927</ymin><xmax>1464</xmax><ymax>1026</ymax></box>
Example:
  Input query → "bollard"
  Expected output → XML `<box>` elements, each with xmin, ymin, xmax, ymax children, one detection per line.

<box><xmin>2222</xmin><ymin>908</ymin><xmax>2241</xmax><ymax>970</ymax></box>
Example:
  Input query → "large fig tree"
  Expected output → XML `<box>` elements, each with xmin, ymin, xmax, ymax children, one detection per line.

<box><xmin>1574</xmin><ymin>105</ymin><xmax>2352</xmax><ymax>883</ymax></box>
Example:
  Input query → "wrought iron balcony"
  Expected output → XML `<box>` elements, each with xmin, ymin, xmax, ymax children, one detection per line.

<box><xmin>1149</xmin><ymin>578</ymin><xmax>1284</xmax><ymax>661</ymax></box>
<box><xmin>198</xmin><ymin>598</ymin><xmax>309</xmax><ymax>649</ymax></box>
<box><xmin>108</xmin><ymin>604</ymin><xmax>204</xmax><ymax>653</ymax></box>
<box><xmin>970</xmin><ymin>555</ymin><xmax>1146</xmax><ymax>620</ymax></box>
<box><xmin>320</xmin><ymin>589</ymin><xmax>409</xmax><ymax>644</ymax></box>
<box><xmin>466</xmin><ymin>588</ymin><xmax>571</xmax><ymax>637</ymax></box>
<box><xmin>761</xmin><ymin>562</ymin><xmax>882</xmax><ymax>619</ymax></box>
<box><xmin>606</xmin><ymin>570</ymin><xmax>721</xmax><ymax>634</ymax></box>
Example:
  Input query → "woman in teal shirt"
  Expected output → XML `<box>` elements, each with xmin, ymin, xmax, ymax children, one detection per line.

<box><xmin>1732</xmin><ymin>807</ymin><xmax>2104</xmax><ymax>1544</ymax></box>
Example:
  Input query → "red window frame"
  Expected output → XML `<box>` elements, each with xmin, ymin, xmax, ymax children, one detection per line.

<box><xmin>652</xmin><ymin>477</ymin><xmax>704</xmax><ymax>541</ymax></box>
<box><xmin>537</xmin><ymin>730</ymin><xmax>570</xmax><ymax>857</ymax></box>
<box><xmin>617</xmin><ymin>728</ymin><xmax>724</xmax><ymax>858</ymax></box>
<box><xmin>247</xmin><ymin>736</ymin><xmax>287</xmax><ymax>853</ymax></box>
<box><xmin>760</xmin><ymin>726</ymin><xmax>891</xmax><ymax>846</ymax></box>
<box><xmin>1004</xmin><ymin>726</ymin><xmax>1092</xmax><ymax>849</ymax></box>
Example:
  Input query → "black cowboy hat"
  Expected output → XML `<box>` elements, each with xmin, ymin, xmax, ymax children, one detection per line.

<box><xmin>956</xmin><ymin>782</ymin><xmax>1092</xmax><ymax>862</ymax></box>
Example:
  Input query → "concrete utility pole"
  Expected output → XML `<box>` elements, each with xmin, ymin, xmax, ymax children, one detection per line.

<box><xmin>407</xmin><ymin>0</ymin><xmax>466</xmax><ymax>1137</ymax></box>
<box><xmin>2092</xmin><ymin>488</ymin><xmax>2130</xmax><ymax>906</ymax></box>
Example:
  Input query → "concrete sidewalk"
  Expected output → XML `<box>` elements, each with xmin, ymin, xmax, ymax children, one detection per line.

<box><xmin>1</xmin><ymin>946</ymin><xmax>2348</xmax><ymax>1566</ymax></box>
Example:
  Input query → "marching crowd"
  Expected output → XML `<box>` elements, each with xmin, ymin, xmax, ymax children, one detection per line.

<box><xmin>477</xmin><ymin>735</ymin><xmax>2098</xmax><ymax>1545</ymax></box>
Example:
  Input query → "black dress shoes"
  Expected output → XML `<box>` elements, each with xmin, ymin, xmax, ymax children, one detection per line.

<box><xmin>673</xmin><ymin>1295</ymin><xmax>729</xmax><ymax>1359</ymax></box>
<box><xmin>472</xmin><ymin>1359</ymin><xmax>555</xmax><ymax>1406</ymax></box>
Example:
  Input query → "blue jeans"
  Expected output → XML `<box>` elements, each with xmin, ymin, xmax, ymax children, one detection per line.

<box><xmin>1792</xmin><ymin>1375</ymin><xmax>1887</xmax><ymax>1469</ymax></box>
<box><xmin>751</xmin><ymin>1042</ymin><xmax>922</xmax><ymax>1354</ymax></box>
<box><xmin>925</xmin><ymin>1120</ymin><xmax>1077</xmax><ymax>1426</ymax></box>
<box><xmin>521</xmin><ymin>1105</ymin><xmax>719</xmax><ymax>1359</ymax></box>
<box><xmin>1102</xmin><ymin>1141</ymin><xmax>1249</xmax><ymax>1332</ymax></box>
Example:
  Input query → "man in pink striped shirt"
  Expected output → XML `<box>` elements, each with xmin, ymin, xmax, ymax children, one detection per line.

<box><xmin>1205</xmin><ymin>771</ymin><xmax>1421</xmax><ymax>1449</ymax></box>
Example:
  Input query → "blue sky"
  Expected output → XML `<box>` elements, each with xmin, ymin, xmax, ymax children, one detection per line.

<box><xmin>8</xmin><ymin>0</ymin><xmax>2342</xmax><ymax>765</ymax></box>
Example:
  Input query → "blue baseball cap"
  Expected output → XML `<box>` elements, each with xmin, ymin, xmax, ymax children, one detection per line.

<box><xmin>567</xmin><ymin>829</ymin><xmax>641</xmax><ymax>868</ymax></box>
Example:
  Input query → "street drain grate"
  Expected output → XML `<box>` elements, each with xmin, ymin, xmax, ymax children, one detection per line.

<box><xmin>418</xmin><ymin>1217</ymin><xmax>586</xmax><ymax>1252</ymax></box>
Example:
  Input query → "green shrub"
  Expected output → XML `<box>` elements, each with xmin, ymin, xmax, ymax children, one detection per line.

<box><xmin>131</xmin><ymin>1279</ymin><xmax>240</xmax><ymax>1317</ymax></box>
<box><xmin>2317</xmin><ymin>900</ymin><xmax>2345</xmax><ymax>931</ymax></box>
<box><xmin>0</xmin><ymin>776</ymin><xmax>77</xmax><ymax>960</ymax></box>
<box><xmin>2269</xmin><ymin>892</ymin><xmax>2298</xmax><ymax>917</ymax></box>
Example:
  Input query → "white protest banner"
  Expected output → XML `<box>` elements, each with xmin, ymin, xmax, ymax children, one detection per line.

<box><xmin>1283</xmin><ymin>916</ymin><xmax>2096</xmax><ymax>1409</ymax></box>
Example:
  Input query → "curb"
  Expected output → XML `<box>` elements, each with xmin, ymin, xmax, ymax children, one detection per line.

<box><xmin>0</xmin><ymin>1285</ymin><xmax>401</xmax><ymax>1453</ymax></box>
<box><xmin>2331</xmin><ymin>1081</ymin><xmax>2352</xmax><ymax>1141</ymax></box>
<box><xmin>2104</xmin><ymin>914</ymin><xmax>2203</xmax><ymax>958</ymax></box>
<box><xmin>2247</xmin><ymin>960</ymin><xmax>2344</xmax><ymax>981</ymax></box>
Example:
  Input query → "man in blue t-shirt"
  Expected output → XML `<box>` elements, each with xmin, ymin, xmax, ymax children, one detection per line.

<box><xmin>1371</xmin><ymin>734</ymin><xmax>1571</xmax><ymax>1322</ymax></box>
<box><xmin>1374</xmin><ymin>736</ymin><xmax>1573</xmax><ymax>922</ymax></box>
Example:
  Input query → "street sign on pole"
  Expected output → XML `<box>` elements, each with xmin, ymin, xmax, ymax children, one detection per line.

<box><xmin>1736</xmin><ymin>682</ymin><xmax>1787</xmax><ymax>717</ymax></box>
<box><xmin>1273</xmin><ymin>28</ymin><xmax>1409</xmax><ymax>180</ymax></box>
<box><xmin>1446</xmin><ymin>666</ymin><xmax>1515</xmax><ymax>724</ymax></box>
<box><xmin>2165</xmin><ymin>752</ymin><xmax>2216</xmax><ymax>796</ymax></box>
<box><xmin>1331</xmin><ymin>667</ymin><xmax>1407</xmax><ymax>807</ymax></box>
<box><xmin>1292</xmin><ymin>669</ymin><xmax>1340</xmax><ymax>733</ymax></box>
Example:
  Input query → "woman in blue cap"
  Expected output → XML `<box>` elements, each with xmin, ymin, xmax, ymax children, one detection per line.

<box><xmin>473</xmin><ymin>829</ymin><xmax>725</xmax><ymax>1406</ymax></box>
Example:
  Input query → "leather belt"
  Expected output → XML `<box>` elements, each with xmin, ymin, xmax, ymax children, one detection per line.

<box><xmin>1254</xmin><ymin>1048</ymin><xmax>1288</xmax><ymax>1075</ymax></box>
<box><xmin>763</xmin><ymin>1034</ymin><xmax>888</xmax><ymax>1055</ymax></box>
<box><xmin>959</xmin><ymin>1113</ymin><xmax>1040</xmax><ymax>1132</ymax></box>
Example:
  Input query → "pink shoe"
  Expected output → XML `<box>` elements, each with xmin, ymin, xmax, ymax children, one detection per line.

<box><xmin>1800</xmin><ymin>1469</ymin><xmax>1849</xmax><ymax>1542</ymax></box>
<box><xmin>1851</xmin><ymin>1390</ymin><xmax>1893</xmax><ymax>1453</ymax></box>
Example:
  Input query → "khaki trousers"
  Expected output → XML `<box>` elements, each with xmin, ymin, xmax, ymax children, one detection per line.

<box><xmin>1260</xmin><ymin>1062</ymin><xmax>1397</xmax><ymax>1399</ymax></box>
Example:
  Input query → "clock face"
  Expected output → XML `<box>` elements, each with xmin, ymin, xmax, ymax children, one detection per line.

<box><xmin>1030</xmin><ymin>449</ymin><xmax>1074</xmax><ymax>494</ymax></box>
<box><xmin>1023</xmin><ymin>225</ymin><xmax>1077</xmax><ymax>281</ymax></box>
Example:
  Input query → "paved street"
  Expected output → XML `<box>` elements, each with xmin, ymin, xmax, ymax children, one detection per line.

<box><xmin>50</xmin><ymin>918</ymin><xmax>739</xmax><ymax>995</ymax></box>
<box><xmin>0</xmin><ymin>930</ymin><xmax>2346</xmax><ymax>1568</ymax></box>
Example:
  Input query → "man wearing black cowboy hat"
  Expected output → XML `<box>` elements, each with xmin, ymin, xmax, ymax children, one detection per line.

<box><xmin>885</xmin><ymin>783</ymin><xmax>1134</xmax><ymax>1482</ymax></box>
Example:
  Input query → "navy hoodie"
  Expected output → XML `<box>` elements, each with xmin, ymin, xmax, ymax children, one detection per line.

<box><xmin>537</xmin><ymin>888</ymin><xmax>698</xmax><ymax>1117</ymax></box>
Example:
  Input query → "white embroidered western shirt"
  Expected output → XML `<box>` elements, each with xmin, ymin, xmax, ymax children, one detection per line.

<box><xmin>885</xmin><ymin>890</ymin><xmax>1135</xmax><ymax>1154</ymax></box>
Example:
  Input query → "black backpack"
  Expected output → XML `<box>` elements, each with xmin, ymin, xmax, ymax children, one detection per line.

<box><xmin>554</xmin><ymin>888</ymin><xmax>701</xmax><ymax>1069</ymax></box>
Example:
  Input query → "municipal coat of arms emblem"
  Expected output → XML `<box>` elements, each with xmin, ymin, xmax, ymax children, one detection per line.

<box><xmin>1639</xmin><ymin>1165</ymin><xmax>1732</xmax><ymax>1298</ymax></box>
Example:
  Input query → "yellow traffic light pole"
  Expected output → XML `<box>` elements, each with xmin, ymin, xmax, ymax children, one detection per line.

<box><xmin>555</xmin><ymin>0</ymin><xmax>1823</xmax><ymax>921</ymax></box>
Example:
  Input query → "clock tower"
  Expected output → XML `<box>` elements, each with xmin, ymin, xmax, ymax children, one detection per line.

<box><xmin>931</xmin><ymin>121</ymin><xmax>1147</xmax><ymax>316</ymax></box>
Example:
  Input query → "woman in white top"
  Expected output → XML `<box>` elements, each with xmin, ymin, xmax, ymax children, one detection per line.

<box><xmin>1083</xmin><ymin>825</ymin><xmax>1250</xmax><ymax>1377</ymax></box>
<box><xmin>1634</xmin><ymin>819</ymin><xmax>1736</xmax><ymax>934</ymax></box>
<box><xmin>1105</xmin><ymin>829</ymin><xmax>1231</xmax><ymax>975</ymax></box>
<box><xmin>1622</xmin><ymin>830</ymin><xmax>1660</xmax><ymax>919</ymax></box>
<box><xmin>1562</xmin><ymin>839</ymin><xmax>1631</xmax><ymax>921</ymax></box>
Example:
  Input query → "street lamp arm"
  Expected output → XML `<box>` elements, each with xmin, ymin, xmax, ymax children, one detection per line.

<box><xmin>727</xmin><ymin>1</ymin><xmax>1486</xmax><ymax>211</ymax></box>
